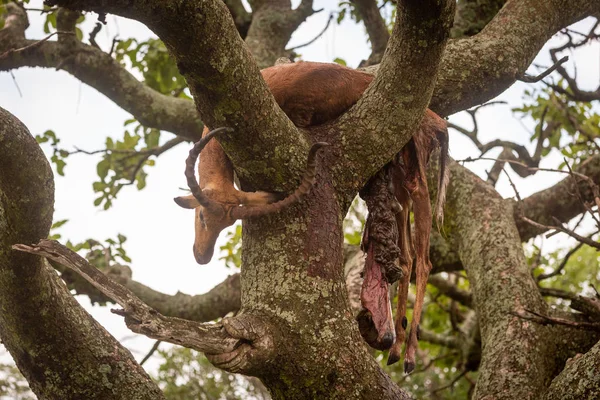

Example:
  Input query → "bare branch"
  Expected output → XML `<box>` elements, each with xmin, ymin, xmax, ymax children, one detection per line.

<box><xmin>516</xmin><ymin>154</ymin><xmax>600</xmax><ymax>241</ymax></box>
<box><xmin>513</xmin><ymin>309</ymin><xmax>600</xmax><ymax>331</ymax></box>
<box><xmin>521</xmin><ymin>216</ymin><xmax>600</xmax><ymax>250</ymax></box>
<box><xmin>286</xmin><ymin>13</ymin><xmax>333</xmax><ymax>52</ymax></box>
<box><xmin>351</xmin><ymin>0</ymin><xmax>390</xmax><ymax>66</ymax></box>
<box><xmin>537</xmin><ymin>241</ymin><xmax>586</xmax><ymax>281</ymax></box>
<box><xmin>139</xmin><ymin>340</ymin><xmax>161</xmax><ymax>366</ymax></box>
<box><xmin>13</xmin><ymin>240</ymin><xmax>240</xmax><ymax>355</ymax></box>
<box><xmin>518</xmin><ymin>55</ymin><xmax>569</xmax><ymax>83</ymax></box>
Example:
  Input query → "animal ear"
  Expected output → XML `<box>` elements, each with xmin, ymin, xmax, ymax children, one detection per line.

<box><xmin>174</xmin><ymin>195</ymin><xmax>200</xmax><ymax>209</ymax></box>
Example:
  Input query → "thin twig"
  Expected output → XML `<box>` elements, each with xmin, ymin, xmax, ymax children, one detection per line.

<box><xmin>432</xmin><ymin>369</ymin><xmax>469</xmax><ymax>394</ymax></box>
<box><xmin>518</xmin><ymin>56</ymin><xmax>569</xmax><ymax>83</ymax></box>
<box><xmin>521</xmin><ymin>216</ymin><xmax>600</xmax><ymax>250</ymax></box>
<box><xmin>139</xmin><ymin>340</ymin><xmax>161</xmax><ymax>366</ymax></box>
<box><xmin>458</xmin><ymin>156</ymin><xmax>592</xmax><ymax>180</ymax></box>
<box><xmin>287</xmin><ymin>13</ymin><xmax>333</xmax><ymax>51</ymax></box>
<box><xmin>10</xmin><ymin>71</ymin><xmax>22</xmax><ymax>98</ymax></box>
<box><xmin>512</xmin><ymin>309</ymin><xmax>600</xmax><ymax>331</ymax></box>
<box><xmin>537</xmin><ymin>241</ymin><xmax>586</xmax><ymax>281</ymax></box>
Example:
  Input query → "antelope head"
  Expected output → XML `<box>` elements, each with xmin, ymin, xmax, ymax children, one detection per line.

<box><xmin>175</xmin><ymin>127</ymin><xmax>328</xmax><ymax>264</ymax></box>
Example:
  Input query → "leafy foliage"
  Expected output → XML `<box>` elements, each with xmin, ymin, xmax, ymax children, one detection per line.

<box><xmin>92</xmin><ymin>124</ymin><xmax>161</xmax><ymax>210</ymax></box>
<box><xmin>0</xmin><ymin>347</ymin><xmax>35</xmax><ymax>400</ymax></box>
<box><xmin>154</xmin><ymin>347</ymin><xmax>270</xmax><ymax>400</ymax></box>
<box><xmin>219</xmin><ymin>224</ymin><xmax>242</xmax><ymax>269</ymax></box>
<box><xmin>115</xmin><ymin>38</ymin><xmax>189</xmax><ymax>98</ymax></box>
<box><xmin>35</xmin><ymin>130</ymin><xmax>69</xmax><ymax>176</ymax></box>
<box><xmin>514</xmin><ymin>84</ymin><xmax>600</xmax><ymax>168</ymax></box>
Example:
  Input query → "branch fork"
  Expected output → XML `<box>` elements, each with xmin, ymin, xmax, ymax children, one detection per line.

<box><xmin>12</xmin><ymin>239</ymin><xmax>274</xmax><ymax>374</ymax></box>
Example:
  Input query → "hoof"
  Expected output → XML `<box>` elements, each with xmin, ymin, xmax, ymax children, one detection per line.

<box><xmin>404</xmin><ymin>360</ymin><xmax>415</xmax><ymax>374</ymax></box>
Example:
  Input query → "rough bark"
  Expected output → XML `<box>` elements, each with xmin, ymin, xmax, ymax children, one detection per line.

<box><xmin>431</xmin><ymin>159</ymin><xmax>598</xmax><ymax>399</ymax></box>
<box><xmin>337</xmin><ymin>0</ymin><xmax>455</xmax><ymax>193</ymax></box>
<box><xmin>542</xmin><ymin>339</ymin><xmax>600</xmax><ymax>400</ymax></box>
<box><xmin>245</xmin><ymin>0</ymin><xmax>314</xmax><ymax>69</ymax></box>
<box><xmin>360</xmin><ymin>0</ymin><xmax>600</xmax><ymax>117</ymax></box>
<box><xmin>0</xmin><ymin>107</ymin><xmax>165</xmax><ymax>400</ymax></box>
<box><xmin>451</xmin><ymin>0</ymin><xmax>507</xmax><ymax>38</ymax></box>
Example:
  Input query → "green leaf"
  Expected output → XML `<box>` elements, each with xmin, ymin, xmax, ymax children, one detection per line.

<box><xmin>55</xmin><ymin>159</ymin><xmax>66</xmax><ymax>176</ymax></box>
<box><xmin>145</xmin><ymin>129</ymin><xmax>160</xmax><ymax>148</ymax></box>
<box><xmin>96</xmin><ymin>159</ymin><xmax>110</xmax><ymax>179</ymax></box>
<box><xmin>51</xmin><ymin>219</ymin><xmax>69</xmax><ymax>229</ymax></box>
<box><xmin>333</xmin><ymin>57</ymin><xmax>347</xmax><ymax>66</ymax></box>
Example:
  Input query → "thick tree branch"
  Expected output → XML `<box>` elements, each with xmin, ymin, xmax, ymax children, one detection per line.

<box><xmin>352</xmin><ymin>0</ymin><xmax>390</xmax><ymax>66</ymax></box>
<box><xmin>338</xmin><ymin>0</ymin><xmax>455</xmax><ymax>187</ymax></box>
<box><xmin>542</xmin><ymin>340</ymin><xmax>600</xmax><ymax>400</ymax></box>
<box><xmin>361</xmin><ymin>0</ymin><xmax>600</xmax><ymax>117</ymax></box>
<box><xmin>434</xmin><ymin>159</ymin><xmax>574</xmax><ymax>399</ymax></box>
<box><xmin>431</xmin><ymin>0</ymin><xmax>600</xmax><ymax>116</ymax></box>
<box><xmin>56</xmin><ymin>260</ymin><xmax>241</xmax><ymax>322</ymax></box>
<box><xmin>0</xmin><ymin>4</ymin><xmax>204</xmax><ymax>141</ymax></box>
<box><xmin>245</xmin><ymin>0</ymin><xmax>315</xmax><ymax>68</ymax></box>
<box><xmin>14</xmin><ymin>240</ymin><xmax>242</xmax><ymax>355</ymax></box>
<box><xmin>0</xmin><ymin>107</ymin><xmax>165</xmax><ymax>399</ymax></box>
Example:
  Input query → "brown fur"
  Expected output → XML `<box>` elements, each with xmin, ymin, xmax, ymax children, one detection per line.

<box><xmin>175</xmin><ymin>62</ymin><xmax>449</xmax><ymax>373</ymax></box>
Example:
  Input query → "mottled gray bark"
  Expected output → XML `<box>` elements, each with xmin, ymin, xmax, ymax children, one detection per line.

<box><xmin>338</xmin><ymin>0</ymin><xmax>455</xmax><ymax>192</ymax></box>
<box><xmin>451</xmin><ymin>0</ymin><xmax>507</xmax><ymax>38</ymax></box>
<box><xmin>431</xmin><ymin>159</ymin><xmax>599</xmax><ymax>399</ymax></box>
<box><xmin>0</xmin><ymin>107</ymin><xmax>165</xmax><ymax>400</ymax></box>
<box><xmin>245</xmin><ymin>0</ymin><xmax>314</xmax><ymax>69</ymax></box>
<box><xmin>542</xmin><ymin>339</ymin><xmax>600</xmax><ymax>400</ymax></box>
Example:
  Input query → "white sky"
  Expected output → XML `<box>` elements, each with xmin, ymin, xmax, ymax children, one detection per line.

<box><xmin>0</xmin><ymin>0</ymin><xmax>598</xmax><ymax>378</ymax></box>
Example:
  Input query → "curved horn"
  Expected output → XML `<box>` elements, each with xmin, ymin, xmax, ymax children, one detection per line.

<box><xmin>185</xmin><ymin>127</ymin><xmax>234</xmax><ymax>214</ymax></box>
<box><xmin>230</xmin><ymin>142</ymin><xmax>330</xmax><ymax>220</ymax></box>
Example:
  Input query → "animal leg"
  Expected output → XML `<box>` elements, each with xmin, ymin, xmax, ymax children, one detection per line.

<box><xmin>403</xmin><ymin>175</ymin><xmax>432</xmax><ymax>374</ymax></box>
<box><xmin>387</xmin><ymin>204</ymin><xmax>413</xmax><ymax>365</ymax></box>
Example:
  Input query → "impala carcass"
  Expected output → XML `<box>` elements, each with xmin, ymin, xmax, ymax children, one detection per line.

<box><xmin>174</xmin><ymin>61</ymin><xmax>450</xmax><ymax>373</ymax></box>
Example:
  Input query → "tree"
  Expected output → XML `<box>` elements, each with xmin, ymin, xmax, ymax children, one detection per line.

<box><xmin>1</xmin><ymin>0</ymin><xmax>600</xmax><ymax>399</ymax></box>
